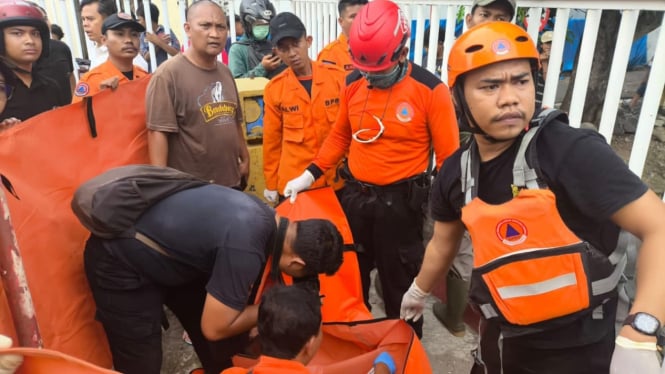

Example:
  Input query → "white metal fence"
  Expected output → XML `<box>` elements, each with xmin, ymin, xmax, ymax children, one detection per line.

<box><xmin>33</xmin><ymin>0</ymin><xmax>665</xmax><ymax>197</ymax></box>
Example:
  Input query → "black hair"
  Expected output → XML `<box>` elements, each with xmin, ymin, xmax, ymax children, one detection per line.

<box><xmin>292</xmin><ymin>219</ymin><xmax>343</xmax><ymax>277</ymax></box>
<box><xmin>258</xmin><ymin>285</ymin><xmax>322</xmax><ymax>359</ymax></box>
<box><xmin>338</xmin><ymin>0</ymin><xmax>368</xmax><ymax>16</ymax></box>
<box><xmin>136</xmin><ymin>2</ymin><xmax>159</xmax><ymax>23</ymax></box>
<box><xmin>50</xmin><ymin>24</ymin><xmax>64</xmax><ymax>39</ymax></box>
<box><xmin>186</xmin><ymin>0</ymin><xmax>224</xmax><ymax>21</ymax></box>
<box><xmin>80</xmin><ymin>0</ymin><xmax>117</xmax><ymax>18</ymax></box>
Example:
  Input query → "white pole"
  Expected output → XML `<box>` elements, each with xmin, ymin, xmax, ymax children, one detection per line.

<box><xmin>541</xmin><ymin>7</ymin><xmax>569</xmax><ymax>108</ymax></box>
<box><xmin>142</xmin><ymin>0</ymin><xmax>158</xmax><ymax>72</ymax></box>
<box><xmin>568</xmin><ymin>9</ymin><xmax>602</xmax><ymax>127</ymax></box>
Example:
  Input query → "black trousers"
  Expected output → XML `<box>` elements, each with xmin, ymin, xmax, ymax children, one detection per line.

<box><xmin>471</xmin><ymin>319</ymin><xmax>614</xmax><ymax>374</ymax></box>
<box><xmin>83</xmin><ymin>236</ymin><xmax>247</xmax><ymax>374</ymax></box>
<box><xmin>338</xmin><ymin>182</ymin><xmax>426</xmax><ymax>337</ymax></box>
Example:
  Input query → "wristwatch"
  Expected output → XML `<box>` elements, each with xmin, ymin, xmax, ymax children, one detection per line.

<box><xmin>623</xmin><ymin>312</ymin><xmax>661</xmax><ymax>336</ymax></box>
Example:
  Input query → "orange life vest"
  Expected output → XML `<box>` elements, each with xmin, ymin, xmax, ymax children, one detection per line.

<box><xmin>460</xmin><ymin>109</ymin><xmax>625</xmax><ymax>329</ymax></box>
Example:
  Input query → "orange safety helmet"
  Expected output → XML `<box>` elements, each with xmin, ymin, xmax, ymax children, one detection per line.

<box><xmin>447</xmin><ymin>21</ymin><xmax>539</xmax><ymax>88</ymax></box>
<box><xmin>348</xmin><ymin>0</ymin><xmax>410</xmax><ymax>72</ymax></box>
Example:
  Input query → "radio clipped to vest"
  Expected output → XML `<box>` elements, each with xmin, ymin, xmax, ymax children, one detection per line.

<box><xmin>460</xmin><ymin>109</ymin><xmax>626</xmax><ymax>332</ymax></box>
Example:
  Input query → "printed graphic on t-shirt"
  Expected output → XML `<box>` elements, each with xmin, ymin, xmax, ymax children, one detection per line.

<box><xmin>198</xmin><ymin>81</ymin><xmax>237</xmax><ymax>124</ymax></box>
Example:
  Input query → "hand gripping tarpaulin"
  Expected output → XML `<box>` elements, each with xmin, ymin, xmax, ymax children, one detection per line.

<box><xmin>0</xmin><ymin>77</ymin><xmax>152</xmax><ymax>367</ymax></box>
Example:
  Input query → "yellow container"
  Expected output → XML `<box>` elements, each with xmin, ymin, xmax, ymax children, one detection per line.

<box><xmin>236</xmin><ymin>77</ymin><xmax>269</xmax><ymax>143</ymax></box>
<box><xmin>236</xmin><ymin>77</ymin><xmax>269</xmax><ymax>202</ymax></box>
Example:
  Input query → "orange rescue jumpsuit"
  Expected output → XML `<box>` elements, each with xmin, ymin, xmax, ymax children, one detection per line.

<box><xmin>263</xmin><ymin>60</ymin><xmax>346</xmax><ymax>194</ymax></box>
<box><xmin>317</xmin><ymin>34</ymin><xmax>354</xmax><ymax>72</ymax></box>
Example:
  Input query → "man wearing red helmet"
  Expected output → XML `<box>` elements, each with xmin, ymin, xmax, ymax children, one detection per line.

<box><xmin>0</xmin><ymin>0</ymin><xmax>66</xmax><ymax>121</ymax></box>
<box><xmin>401</xmin><ymin>21</ymin><xmax>665</xmax><ymax>373</ymax></box>
<box><xmin>283</xmin><ymin>0</ymin><xmax>459</xmax><ymax>337</ymax></box>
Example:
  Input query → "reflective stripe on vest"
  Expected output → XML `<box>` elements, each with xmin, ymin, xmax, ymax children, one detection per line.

<box><xmin>460</xmin><ymin>109</ymin><xmax>625</xmax><ymax>326</ymax></box>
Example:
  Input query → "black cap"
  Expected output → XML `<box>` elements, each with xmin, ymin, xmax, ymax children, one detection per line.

<box><xmin>102</xmin><ymin>12</ymin><xmax>146</xmax><ymax>34</ymax></box>
<box><xmin>269</xmin><ymin>12</ymin><xmax>306</xmax><ymax>45</ymax></box>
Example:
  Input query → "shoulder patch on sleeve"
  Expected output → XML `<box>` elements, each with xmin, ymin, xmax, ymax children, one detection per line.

<box><xmin>409</xmin><ymin>63</ymin><xmax>443</xmax><ymax>90</ymax></box>
<box><xmin>74</xmin><ymin>82</ymin><xmax>90</xmax><ymax>97</ymax></box>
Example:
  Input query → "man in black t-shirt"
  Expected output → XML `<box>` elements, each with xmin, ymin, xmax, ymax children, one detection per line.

<box><xmin>83</xmin><ymin>184</ymin><xmax>343</xmax><ymax>374</ymax></box>
<box><xmin>400</xmin><ymin>22</ymin><xmax>665</xmax><ymax>374</ymax></box>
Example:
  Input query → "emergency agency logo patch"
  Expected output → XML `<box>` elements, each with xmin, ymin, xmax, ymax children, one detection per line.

<box><xmin>492</xmin><ymin>39</ymin><xmax>510</xmax><ymax>56</ymax></box>
<box><xmin>74</xmin><ymin>82</ymin><xmax>90</xmax><ymax>97</ymax></box>
<box><xmin>496</xmin><ymin>218</ymin><xmax>527</xmax><ymax>246</ymax></box>
<box><xmin>395</xmin><ymin>102</ymin><xmax>414</xmax><ymax>122</ymax></box>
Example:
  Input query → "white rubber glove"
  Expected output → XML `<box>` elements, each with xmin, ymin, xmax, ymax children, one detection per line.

<box><xmin>0</xmin><ymin>335</ymin><xmax>23</xmax><ymax>374</ymax></box>
<box><xmin>283</xmin><ymin>170</ymin><xmax>314</xmax><ymax>203</ymax></box>
<box><xmin>610</xmin><ymin>336</ymin><xmax>661</xmax><ymax>374</ymax></box>
<box><xmin>263</xmin><ymin>189</ymin><xmax>279</xmax><ymax>204</ymax></box>
<box><xmin>400</xmin><ymin>279</ymin><xmax>430</xmax><ymax>322</ymax></box>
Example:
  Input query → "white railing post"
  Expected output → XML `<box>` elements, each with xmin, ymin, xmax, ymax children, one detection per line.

<box><xmin>141</xmin><ymin>0</ymin><xmax>158</xmax><ymax>72</ymax></box>
<box><xmin>425</xmin><ymin>5</ymin><xmax>440</xmax><ymax>75</ymax></box>
<box><xmin>440</xmin><ymin>4</ymin><xmax>457</xmax><ymax>85</ymax></box>
<box><xmin>541</xmin><ymin>7</ymin><xmax>569</xmax><ymax>108</ymax></box>
<box><xmin>629</xmin><ymin>14</ymin><xmax>665</xmax><ymax>179</ymax></box>
<box><xmin>178</xmin><ymin>0</ymin><xmax>188</xmax><ymax>52</ymax></box>
<box><xmin>568</xmin><ymin>9</ymin><xmax>602</xmax><ymax>128</ymax></box>
<box><xmin>597</xmin><ymin>9</ymin><xmax>640</xmax><ymax>143</ymax></box>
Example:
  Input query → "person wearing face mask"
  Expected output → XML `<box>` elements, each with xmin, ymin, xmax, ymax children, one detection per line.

<box><xmin>228</xmin><ymin>0</ymin><xmax>285</xmax><ymax>79</ymax></box>
<box><xmin>282</xmin><ymin>0</ymin><xmax>459</xmax><ymax>339</ymax></box>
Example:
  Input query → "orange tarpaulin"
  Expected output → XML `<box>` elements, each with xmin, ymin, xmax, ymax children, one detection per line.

<box><xmin>235</xmin><ymin>188</ymin><xmax>432</xmax><ymax>373</ymax></box>
<box><xmin>0</xmin><ymin>347</ymin><xmax>120</xmax><ymax>374</ymax></box>
<box><xmin>0</xmin><ymin>77</ymin><xmax>152</xmax><ymax>367</ymax></box>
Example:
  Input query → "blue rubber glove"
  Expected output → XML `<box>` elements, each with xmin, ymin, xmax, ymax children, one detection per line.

<box><xmin>373</xmin><ymin>351</ymin><xmax>396</xmax><ymax>374</ymax></box>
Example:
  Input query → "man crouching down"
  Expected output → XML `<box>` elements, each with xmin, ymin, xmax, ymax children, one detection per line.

<box><xmin>83</xmin><ymin>184</ymin><xmax>344</xmax><ymax>374</ymax></box>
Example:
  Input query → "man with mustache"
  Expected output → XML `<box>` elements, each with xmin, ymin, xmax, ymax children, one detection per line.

<box><xmin>401</xmin><ymin>21</ymin><xmax>665</xmax><ymax>374</ymax></box>
<box><xmin>73</xmin><ymin>12</ymin><xmax>148</xmax><ymax>102</ymax></box>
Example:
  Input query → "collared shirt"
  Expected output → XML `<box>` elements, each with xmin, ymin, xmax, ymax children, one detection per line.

<box><xmin>140</xmin><ymin>25</ymin><xmax>180</xmax><ymax>71</ymax></box>
<box><xmin>73</xmin><ymin>59</ymin><xmax>149</xmax><ymax>102</ymax></box>
<box><xmin>318</xmin><ymin>34</ymin><xmax>354</xmax><ymax>72</ymax></box>
<box><xmin>263</xmin><ymin>60</ymin><xmax>346</xmax><ymax>193</ymax></box>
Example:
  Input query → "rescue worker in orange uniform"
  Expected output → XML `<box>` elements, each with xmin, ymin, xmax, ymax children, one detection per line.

<box><xmin>401</xmin><ymin>22</ymin><xmax>665</xmax><ymax>373</ymax></box>
<box><xmin>221</xmin><ymin>285</ymin><xmax>397</xmax><ymax>374</ymax></box>
<box><xmin>262</xmin><ymin>12</ymin><xmax>346</xmax><ymax>204</ymax></box>
<box><xmin>317</xmin><ymin>0</ymin><xmax>368</xmax><ymax>73</ymax></box>
<box><xmin>73</xmin><ymin>12</ymin><xmax>148</xmax><ymax>102</ymax></box>
<box><xmin>283</xmin><ymin>0</ymin><xmax>459</xmax><ymax>338</ymax></box>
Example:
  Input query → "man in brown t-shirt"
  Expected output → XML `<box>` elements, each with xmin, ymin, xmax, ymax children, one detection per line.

<box><xmin>145</xmin><ymin>0</ymin><xmax>249</xmax><ymax>188</ymax></box>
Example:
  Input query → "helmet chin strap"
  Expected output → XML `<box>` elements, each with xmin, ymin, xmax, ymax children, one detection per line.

<box><xmin>453</xmin><ymin>85</ymin><xmax>502</xmax><ymax>144</ymax></box>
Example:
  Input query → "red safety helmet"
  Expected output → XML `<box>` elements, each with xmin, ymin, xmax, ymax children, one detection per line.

<box><xmin>447</xmin><ymin>21</ymin><xmax>539</xmax><ymax>88</ymax></box>
<box><xmin>348</xmin><ymin>0</ymin><xmax>410</xmax><ymax>72</ymax></box>
<box><xmin>0</xmin><ymin>0</ymin><xmax>50</xmax><ymax>58</ymax></box>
